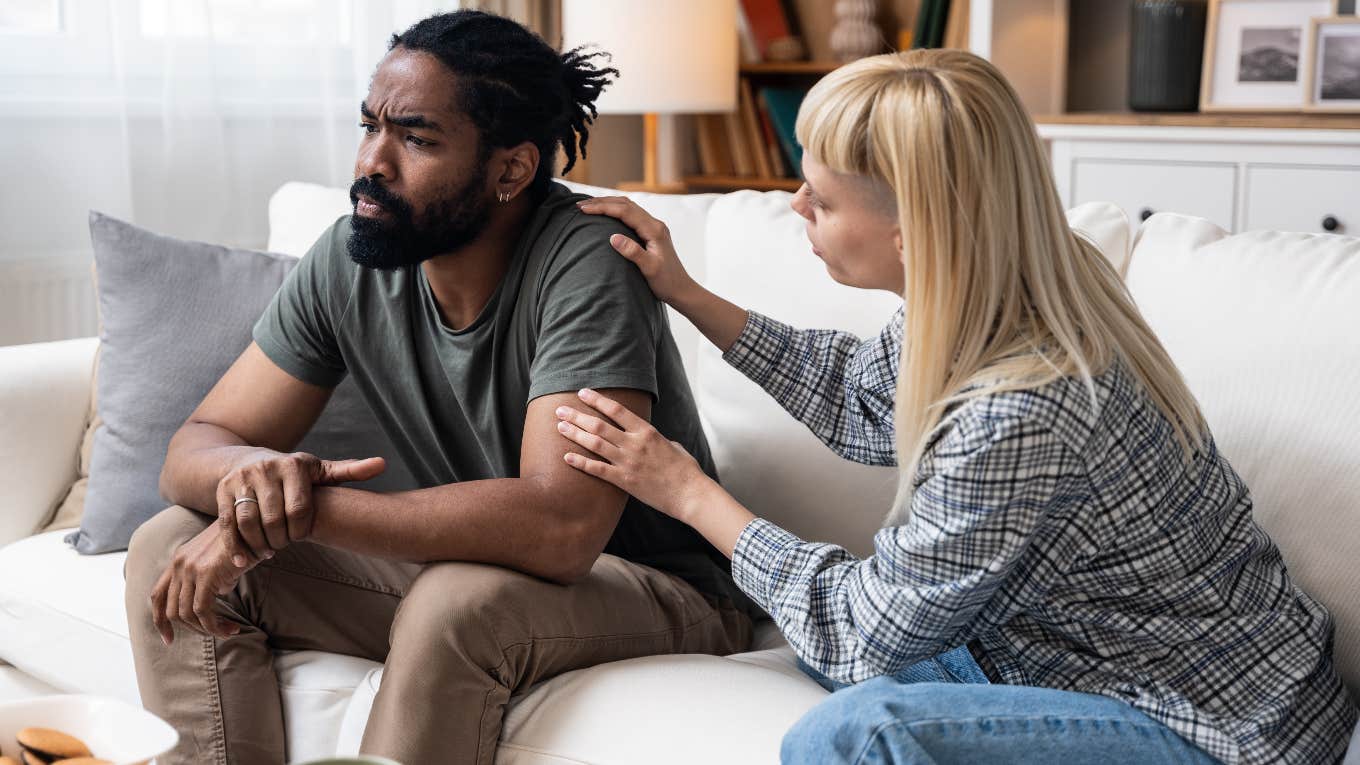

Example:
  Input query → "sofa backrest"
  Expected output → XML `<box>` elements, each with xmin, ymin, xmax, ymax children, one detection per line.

<box><xmin>1126</xmin><ymin>214</ymin><xmax>1360</xmax><ymax>696</ymax></box>
<box><xmin>266</xmin><ymin>182</ymin><xmax>1130</xmax><ymax>561</ymax></box>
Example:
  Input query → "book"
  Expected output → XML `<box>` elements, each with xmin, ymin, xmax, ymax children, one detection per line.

<box><xmin>724</xmin><ymin>110</ymin><xmax>755</xmax><ymax>176</ymax></box>
<box><xmin>738</xmin><ymin>78</ymin><xmax>775</xmax><ymax>179</ymax></box>
<box><xmin>697</xmin><ymin>115</ymin><xmax>734</xmax><ymax>176</ymax></box>
<box><xmin>736</xmin><ymin>6</ymin><xmax>760</xmax><ymax>64</ymax></box>
<box><xmin>943</xmin><ymin>0</ymin><xmax>970</xmax><ymax>50</ymax></box>
<box><xmin>911</xmin><ymin>0</ymin><xmax>935</xmax><ymax>50</ymax></box>
<box><xmin>760</xmin><ymin>87</ymin><xmax>806</xmax><ymax>179</ymax></box>
<box><xmin>755</xmin><ymin>95</ymin><xmax>789</xmax><ymax>177</ymax></box>
<box><xmin>927</xmin><ymin>0</ymin><xmax>952</xmax><ymax>49</ymax></box>
<box><xmin>738</xmin><ymin>0</ymin><xmax>793</xmax><ymax>60</ymax></box>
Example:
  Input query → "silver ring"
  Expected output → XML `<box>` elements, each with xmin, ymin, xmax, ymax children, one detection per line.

<box><xmin>233</xmin><ymin>497</ymin><xmax>259</xmax><ymax>508</ymax></box>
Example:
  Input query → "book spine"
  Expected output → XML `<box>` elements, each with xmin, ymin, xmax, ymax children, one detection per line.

<box><xmin>739</xmin><ymin>78</ymin><xmax>775</xmax><ymax>179</ymax></box>
<box><xmin>739</xmin><ymin>0</ymin><xmax>792</xmax><ymax>59</ymax></box>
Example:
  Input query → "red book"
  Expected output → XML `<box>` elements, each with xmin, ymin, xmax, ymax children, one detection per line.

<box><xmin>739</xmin><ymin>0</ymin><xmax>792</xmax><ymax>60</ymax></box>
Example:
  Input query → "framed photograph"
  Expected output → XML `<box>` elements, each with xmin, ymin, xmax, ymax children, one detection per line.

<box><xmin>1201</xmin><ymin>0</ymin><xmax>1335</xmax><ymax>111</ymax></box>
<box><xmin>1306</xmin><ymin>16</ymin><xmax>1360</xmax><ymax>109</ymax></box>
<box><xmin>1336</xmin><ymin>0</ymin><xmax>1356</xmax><ymax>15</ymax></box>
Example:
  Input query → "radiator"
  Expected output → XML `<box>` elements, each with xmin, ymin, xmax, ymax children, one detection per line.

<box><xmin>0</xmin><ymin>255</ymin><xmax>99</xmax><ymax>347</ymax></box>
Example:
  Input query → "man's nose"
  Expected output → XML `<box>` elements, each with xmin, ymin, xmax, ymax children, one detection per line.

<box><xmin>355</xmin><ymin>132</ymin><xmax>396</xmax><ymax>181</ymax></box>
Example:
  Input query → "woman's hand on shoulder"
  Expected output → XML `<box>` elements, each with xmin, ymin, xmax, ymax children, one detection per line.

<box><xmin>576</xmin><ymin>196</ymin><xmax>697</xmax><ymax>306</ymax></box>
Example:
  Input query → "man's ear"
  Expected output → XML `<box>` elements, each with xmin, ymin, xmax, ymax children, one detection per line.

<box><xmin>494</xmin><ymin>141</ymin><xmax>540</xmax><ymax>202</ymax></box>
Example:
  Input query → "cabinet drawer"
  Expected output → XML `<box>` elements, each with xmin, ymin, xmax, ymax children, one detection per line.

<box><xmin>1071</xmin><ymin>159</ymin><xmax>1237</xmax><ymax>232</ymax></box>
<box><xmin>1245</xmin><ymin>165</ymin><xmax>1360</xmax><ymax>235</ymax></box>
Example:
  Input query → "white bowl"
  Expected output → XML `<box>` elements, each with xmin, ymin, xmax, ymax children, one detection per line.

<box><xmin>0</xmin><ymin>694</ymin><xmax>177</xmax><ymax>765</ymax></box>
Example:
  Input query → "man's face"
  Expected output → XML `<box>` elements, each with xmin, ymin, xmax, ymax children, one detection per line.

<box><xmin>348</xmin><ymin>47</ymin><xmax>491</xmax><ymax>270</ymax></box>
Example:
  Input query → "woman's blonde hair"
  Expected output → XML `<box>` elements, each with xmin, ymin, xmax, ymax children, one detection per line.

<box><xmin>795</xmin><ymin>49</ymin><xmax>1206</xmax><ymax>504</ymax></box>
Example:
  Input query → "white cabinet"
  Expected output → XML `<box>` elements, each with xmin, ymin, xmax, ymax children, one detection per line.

<box><xmin>1071</xmin><ymin>159</ymin><xmax>1237</xmax><ymax>232</ymax></box>
<box><xmin>1245</xmin><ymin>165</ymin><xmax>1360</xmax><ymax>236</ymax></box>
<box><xmin>1041</xmin><ymin>123</ymin><xmax>1360</xmax><ymax>235</ymax></box>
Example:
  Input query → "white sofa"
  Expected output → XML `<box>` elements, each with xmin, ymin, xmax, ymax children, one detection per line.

<box><xmin>1</xmin><ymin>180</ymin><xmax>1357</xmax><ymax>764</ymax></box>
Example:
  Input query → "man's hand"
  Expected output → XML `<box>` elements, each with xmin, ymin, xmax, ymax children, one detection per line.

<box><xmin>216</xmin><ymin>452</ymin><xmax>387</xmax><ymax>566</ymax></box>
<box><xmin>149</xmin><ymin>523</ymin><xmax>259</xmax><ymax>644</ymax></box>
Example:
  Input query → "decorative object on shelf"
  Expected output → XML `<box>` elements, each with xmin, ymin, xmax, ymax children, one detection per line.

<box><xmin>1129</xmin><ymin>0</ymin><xmax>1209</xmax><ymax>111</ymax></box>
<box><xmin>830</xmin><ymin>0</ymin><xmax>880</xmax><ymax>61</ymax></box>
<box><xmin>1306</xmin><ymin>16</ymin><xmax>1360</xmax><ymax>110</ymax></box>
<box><xmin>561</xmin><ymin>0</ymin><xmax>738</xmax><ymax>192</ymax></box>
<box><xmin>1201</xmin><ymin>0</ymin><xmax>1334</xmax><ymax>111</ymax></box>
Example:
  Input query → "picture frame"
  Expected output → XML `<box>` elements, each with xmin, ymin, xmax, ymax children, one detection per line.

<box><xmin>1336</xmin><ymin>0</ymin><xmax>1356</xmax><ymax>15</ymax></box>
<box><xmin>1306</xmin><ymin>16</ymin><xmax>1360</xmax><ymax>109</ymax></box>
<box><xmin>1200</xmin><ymin>0</ymin><xmax>1334</xmax><ymax>111</ymax></box>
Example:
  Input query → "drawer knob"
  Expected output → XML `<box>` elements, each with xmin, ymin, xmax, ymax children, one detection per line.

<box><xmin>1322</xmin><ymin>215</ymin><xmax>1340</xmax><ymax>232</ymax></box>
<box><xmin>1139</xmin><ymin>208</ymin><xmax>1155</xmax><ymax>222</ymax></box>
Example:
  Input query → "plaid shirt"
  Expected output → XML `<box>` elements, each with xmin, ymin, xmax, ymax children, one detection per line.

<box><xmin>723</xmin><ymin>309</ymin><xmax>1356</xmax><ymax>764</ymax></box>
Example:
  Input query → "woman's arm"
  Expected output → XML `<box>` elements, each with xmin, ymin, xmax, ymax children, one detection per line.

<box><xmin>577</xmin><ymin>197</ymin><xmax>902</xmax><ymax>466</ymax></box>
<box><xmin>557</xmin><ymin>391</ymin><xmax>1091</xmax><ymax>685</ymax></box>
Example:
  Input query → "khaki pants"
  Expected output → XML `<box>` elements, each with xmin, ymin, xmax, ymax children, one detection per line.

<box><xmin>124</xmin><ymin>506</ymin><xmax>753</xmax><ymax>765</ymax></box>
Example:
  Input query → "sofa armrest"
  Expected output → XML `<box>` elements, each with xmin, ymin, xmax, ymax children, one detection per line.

<box><xmin>0</xmin><ymin>337</ymin><xmax>98</xmax><ymax>547</ymax></box>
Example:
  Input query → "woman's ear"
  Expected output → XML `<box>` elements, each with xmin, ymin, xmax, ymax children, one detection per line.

<box><xmin>893</xmin><ymin>227</ymin><xmax>904</xmax><ymax>259</ymax></box>
<box><xmin>494</xmin><ymin>141</ymin><xmax>540</xmax><ymax>201</ymax></box>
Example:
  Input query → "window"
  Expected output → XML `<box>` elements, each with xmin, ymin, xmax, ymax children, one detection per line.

<box><xmin>137</xmin><ymin>0</ymin><xmax>352</xmax><ymax>45</ymax></box>
<box><xmin>0</xmin><ymin>0</ymin><xmax>61</xmax><ymax>34</ymax></box>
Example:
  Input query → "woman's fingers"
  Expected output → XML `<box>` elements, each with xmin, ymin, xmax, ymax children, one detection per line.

<box><xmin>557</xmin><ymin>420</ymin><xmax>622</xmax><ymax>461</ymax></box>
<box><xmin>555</xmin><ymin>405</ymin><xmax>626</xmax><ymax>441</ymax></box>
<box><xmin>577</xmin><ymin>389</ymin><xmax>648</xmax><ymax>431</ymax></box>
<box><xmin>578</xmin><ymin>198</ymin><xmax>670</xmax><ymax>242</ymax></box>
<box><xmin>608</xmin><ymin>233</ymin><xmax>648</xmax><ymax>262</ymax></box>
<box><xmin>563</xmin><ymin>452</ymin><xmax>619</xmax><ymax>483</ymax></box>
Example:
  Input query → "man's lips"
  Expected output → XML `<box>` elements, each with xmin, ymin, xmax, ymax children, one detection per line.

<box><xmin>355</xmin><ymin>194</ymin><xmax>389</xmax><ymax>218</ymax></box>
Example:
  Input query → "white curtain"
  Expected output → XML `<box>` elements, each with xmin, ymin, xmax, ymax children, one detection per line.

<box><xmin>0</xmin><ymin>0</ymin><xmax>461</xmax><ymax>344</ymax></box>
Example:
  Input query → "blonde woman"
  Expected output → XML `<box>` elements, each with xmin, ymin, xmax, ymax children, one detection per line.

<box><xmin>559</xmin><ymin>50</ymin><xmax>1355</xmax><ymax>764</ymax></box>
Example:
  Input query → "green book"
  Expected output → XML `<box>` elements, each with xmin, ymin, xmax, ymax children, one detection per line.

<box><xmin>911</xmin><ymin>0</ymin><xmax>936</xmax><ymax>50</ymax></box>
<box><xmin>760</xmin><ymin>87</ymin><xmax>807</xmax><ymax>179</ymax></box>
<box><xmin>928</xmin><ymin>0</ymin><xmax>952</xmax><ymax>48</ymax></box>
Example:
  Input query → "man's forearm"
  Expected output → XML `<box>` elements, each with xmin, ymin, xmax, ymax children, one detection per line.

<box><xmin>160</xmin><ymin>422</ymin><xmax>278</xmax><ymax>516</ymax></box>
<box><xmin>307</xmin><ymin>478</ymin><xmax>613</xmax><ymax>584</ymax></box>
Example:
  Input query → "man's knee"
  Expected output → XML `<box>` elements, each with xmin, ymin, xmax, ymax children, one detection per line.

<box><xmin>389</xmin><ymin>561</ymin><xmax>550</xmax><ymax>652</ymax></box>
<box><xmin>125</xmin><ymin>505</ymin><xmax>212</xmax><ymax>599</ymax></box>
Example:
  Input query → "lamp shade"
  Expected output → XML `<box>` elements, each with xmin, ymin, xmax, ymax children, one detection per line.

<box><xmin>561</xmin><ymin>0</ymin><xmax>738</xmax><ymax>114</ymax></box>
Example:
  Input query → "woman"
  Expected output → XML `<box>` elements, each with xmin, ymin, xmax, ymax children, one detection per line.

<box><xmin>557</xmin><ymin>50</ymin><xmax>1356</xmax><ymax>764</ymax></box>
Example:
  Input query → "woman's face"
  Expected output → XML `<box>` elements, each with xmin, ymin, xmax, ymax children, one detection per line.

<box><xmin>791</xmin><ymin>155</ymin><xmax>904</xmax><ymax>293</ymax></box>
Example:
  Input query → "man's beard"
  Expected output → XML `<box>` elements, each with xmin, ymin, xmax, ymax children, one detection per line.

<box><xmin>346</xmin><ymin>170</ymin><xmax>490</xmax><ymax>271</ymax></box>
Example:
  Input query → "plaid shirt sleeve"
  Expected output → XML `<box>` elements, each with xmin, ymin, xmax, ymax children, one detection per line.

<box><xmin>722</xmin><ymin>306</ymin><xmax>905</xmax><ymax>466</ymax></box>
<box><xmin>731</xmin><ymin>411</ymin><xmax>1092</xmax><ymax>684</ymax></box>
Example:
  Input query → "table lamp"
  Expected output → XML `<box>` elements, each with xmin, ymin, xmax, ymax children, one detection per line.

<box><xmin>562</xmin><ymin>0</ymin><xmax>738</xmax><ymax>191</ymax></box>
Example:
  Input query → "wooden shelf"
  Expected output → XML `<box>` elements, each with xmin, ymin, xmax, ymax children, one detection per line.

<box><xmin>1035</xmin><ymin>112</ymin><xmax>1360</xmax><ymax>130</ymax></box>
<box><xmin>682</xmin><ymin>175</ymin><xmax>803</xmax><ymax>192</ymax></box>
<box><xmin>739</xmin><ymin>61</ymin><xmax>841</xmax><ymax>76</ymax></box>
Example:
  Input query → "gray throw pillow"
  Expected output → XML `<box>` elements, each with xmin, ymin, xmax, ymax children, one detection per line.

<box><xmin>68</xmin><ymin>212</ymin><xmax>416</xmax><ymax>554</ymax></box>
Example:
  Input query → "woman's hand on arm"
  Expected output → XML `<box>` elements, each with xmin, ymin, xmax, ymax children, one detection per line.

<box><xmin>555</xmin><ymin>388</ymin><xmax>756</xmax><ymax>557</ymax></box>
<box><xmin>576</xmin><ymin>197</ymin><xmax>750</xmax><ymax>353</ymax></box>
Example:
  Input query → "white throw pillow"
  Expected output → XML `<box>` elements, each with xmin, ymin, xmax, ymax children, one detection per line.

<box><xmin>1128</xmin><ymin>213</ymin><xmax>1360</xmax><ymax>695</ymax></box>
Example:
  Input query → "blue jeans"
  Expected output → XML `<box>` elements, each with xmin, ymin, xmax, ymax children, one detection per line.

<box><xmin>787</xmin><ymin>646</ymin><xmax>1219</xmax><ymax>764</ymax></box>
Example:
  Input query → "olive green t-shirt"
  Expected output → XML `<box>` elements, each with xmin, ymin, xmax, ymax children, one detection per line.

<box><xmin>253</xmin><ymin>182</ymin><xmax>749</xmax><ymax>608</ymax></box>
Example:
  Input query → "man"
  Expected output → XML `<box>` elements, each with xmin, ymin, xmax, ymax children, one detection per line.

<box><xmin>124</xmin><ymin>10</ymin><xmax>754</xmax><ymax>764</ymax></box>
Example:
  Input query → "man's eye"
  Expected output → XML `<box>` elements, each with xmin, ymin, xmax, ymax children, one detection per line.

<box><xmin>359</xmin><ymin>123</ymin><xmax>377</xmax><ymax>134</ymax></box>
<box><xmin>406</xmin><ymin>135</ymin><xmax>430</xmax><ymax>147</ymax></box>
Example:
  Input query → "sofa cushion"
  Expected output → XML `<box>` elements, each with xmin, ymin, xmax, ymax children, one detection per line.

<box><xmin>70</xmin><ymin>213</ymin><xmax>416</xmax><ymax>554</ymax></box>
<box><xmin>0</xmin><ymin>530</ymin><xmax>821</xmax><ymax>763</ymax></box>
<box><xmin>1127</xmin><ymin>213</ymin><xmax>1360</xmax><ymax>696</ymax></box>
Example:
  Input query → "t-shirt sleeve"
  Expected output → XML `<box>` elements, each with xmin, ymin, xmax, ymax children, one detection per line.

<box><xmin>252</xmin><ymin>218</ymin><xmax>351</xmax><ymax>388</ymax></box>
<box><xmin>527</xmin><ymin>216</ymin><xmax>662</xmax><ymax>403</ymax></box>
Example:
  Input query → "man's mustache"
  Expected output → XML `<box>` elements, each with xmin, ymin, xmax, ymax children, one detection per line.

<box><xmin>350</xmin><ymin>176</ymin><xmax>413</xmax><ymax>218</ymax></box>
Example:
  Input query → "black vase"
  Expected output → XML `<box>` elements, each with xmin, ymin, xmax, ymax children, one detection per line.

<box><xmin>1129</xmin><ymin>0</ymin><xmax>1208</xmax><ymax>112</ymax></box>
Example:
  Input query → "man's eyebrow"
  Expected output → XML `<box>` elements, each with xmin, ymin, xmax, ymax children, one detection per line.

<box><xmin>358</xmin><ymin>101</ymin><xmax>442</xmax><ymax>133</ymax></box>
